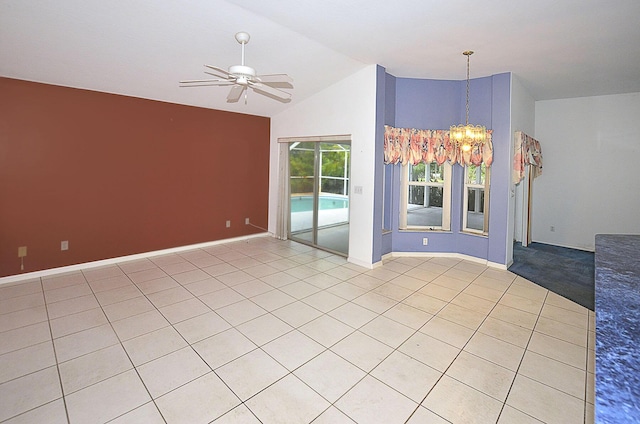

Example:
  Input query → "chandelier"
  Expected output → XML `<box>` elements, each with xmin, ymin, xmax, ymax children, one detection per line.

<box><xmin>450</xmin><ymin>51</ymin><xmax>487</xmax><ymax>152</ymax></box>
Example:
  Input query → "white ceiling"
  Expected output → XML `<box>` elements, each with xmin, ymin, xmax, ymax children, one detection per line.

<box><xmin>2</xmin><ymin>0</ymin><xmax>639</xmax><ymax>118</ymax></box>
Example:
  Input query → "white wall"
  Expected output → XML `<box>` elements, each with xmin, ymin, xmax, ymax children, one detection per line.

<box><xmin>268</xmin><ymin>65</ymin><xmax>378</xmax><ymax>267</ymax></box>
<box><xmin>510</xmin><ymin>74</ymin><xmax>536</xmax><ymax>249</ymax></box>
<box><xmin>534</xmin><ymin>92</ymin><xmax>640</xmax><ymax>250</ymax></box>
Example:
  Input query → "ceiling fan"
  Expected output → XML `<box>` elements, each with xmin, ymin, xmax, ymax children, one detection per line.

<box><xmin>180</xmin><ymin>31</ymin><xmax>293</xmax><ymax>103</ymax></box>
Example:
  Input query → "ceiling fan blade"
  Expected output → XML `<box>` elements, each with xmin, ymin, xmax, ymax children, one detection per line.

<box><xmin>179</xmin><ymin>78</ymin><xmax>234</xmax><ymax>86</ymax></box>
<box><xmin>227</xmin><ymin>85</ymin><xmax>245</xmax><ymax>103</ymax></box>
<box><xmin>204</xmin><ymin>71</ymin><xmax>236</xmax><ymax>81</ymax></box>
<box><xmin>249</xmin><ymin>81</ymin><xmax>292</xmax><ymax>101</ymax></box>
<box><xmin>204</xmin><ymin>65</ymin><xmax>231</xmax><ymax>78</ymax></box>
<box><xmin>256</xmin><ymin>74</ymin><xmax>293</xmax><ymax>89</ymax></box>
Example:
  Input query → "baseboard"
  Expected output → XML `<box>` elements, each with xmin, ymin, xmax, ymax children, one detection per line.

<box><xmin>2</xmin><ymin>237</ymin><xmax>511</xmax><ymax>286</ymax></box>
<box><xmin>529</xmin><ymin>240</ymin><xmax>595</xmax><ymax>253</ymax></box>
<box><xmin>347</xmin><ymin>256</ymin><xmax>376</xmax><ymax>270</ymax></box>
<box><xmin>0</xmin><ymin>233</ymin><xmax>270</xmax><ymax>286</ymax></box>
<box><xmin>386</xmin><ymin>251</ymin><xmax>508</xmax><ymax>270</ymax></box>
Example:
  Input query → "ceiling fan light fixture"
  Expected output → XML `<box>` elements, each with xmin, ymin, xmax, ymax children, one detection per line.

<box><xmin>449</xmin><ymin>50</ymin><xmax>487</xmax><ymax>152</ymax></box>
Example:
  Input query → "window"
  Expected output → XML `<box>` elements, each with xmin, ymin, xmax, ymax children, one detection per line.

<box><xmin>463</xmin><ymin>163</ymin><xmax>490</xmax><ymax>234</ymax></box>
<box><xmin>400</xmin><ymin>162</ymin><xmax>451</xmax><ymax>231</ymax></box>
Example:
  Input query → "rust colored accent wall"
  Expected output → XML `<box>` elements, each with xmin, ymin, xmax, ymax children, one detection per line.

<box><xmin>0</xmin><ymin>77</ymin><xmax>270</xmax><ymax>278</ymax></box>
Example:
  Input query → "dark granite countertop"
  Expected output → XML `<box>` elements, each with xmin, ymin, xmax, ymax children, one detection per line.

<box><xmin>595</xmin><ymin>234</ymin><xmax>640</xmax><ymax>423</ymax></box>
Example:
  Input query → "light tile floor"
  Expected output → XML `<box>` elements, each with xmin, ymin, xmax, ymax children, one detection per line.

<box><xmin>0</xmin><ymin>237</ymin><xmax>595</xmax><ymax>424</ymax></box>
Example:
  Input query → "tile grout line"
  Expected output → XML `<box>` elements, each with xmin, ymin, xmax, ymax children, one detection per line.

<box><xmin>86</xmin><ymin>265</ymin><xmax>170</xmax><ymax>424</ymax></box>
<box><xmin>409</xmin><ymin>265</ymin><xmax>516</xmax><ymax>423</ymax></box>
<box><xmin>39</xmin><ymin>276</ymin><xmax>72</xmax><ymax>424</ymax></box>
<box><xmin>135</xmin><ymin>246</ymin><xmax>286</xmax><ymax>422</ymax></box>
<box><xmin>113</xmin><ymin>242</ymin><xmax>329</xmax><ymax>422</ymax></box>
<box><xmin>330</xmin><ymin>257</ymin><xmax>464</xmax><ymax>423</ymax></box>
<box><xmin>201</xmin><ymin>241</ymin><xmax>348</xmax><ymax>421</ymax></box>
<box><xmin>492</xmin><ymin>281</ymin><xmax>549</xmax><ymax>423</ymax></box>
<box><xmin>584</xmin><ymin>317</ymin><xmax>595</xmax><ymax>424</ymax></box>
<box><xmin>494</xmin><ymin>284</ymin><xmax>592</xmax><ymax>423</ymax></box>
<box><xmin>259</xmin><ymin>256</ymin><xmax>428</xmax><ymax>422</ymax></box>
<box><xmin>1</xmin><ymin>239</ymin><xmax>593</xmax><ymax>424</ymax></box>
<box><xmin>113</xmin><ymin>254</ymin><xmax>301</xmax><ymax>423</ymax></box>
<box><xmin>192</xmin><ymin>251</ymin><xmax>421</xmax><ymax>422</ymax></box>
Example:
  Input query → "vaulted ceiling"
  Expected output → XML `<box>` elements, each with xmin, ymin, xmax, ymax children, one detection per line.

<box><xmin>2</xmin><ymin>0</ymin><xmax>639</xmax><ymax>117</ymax></box>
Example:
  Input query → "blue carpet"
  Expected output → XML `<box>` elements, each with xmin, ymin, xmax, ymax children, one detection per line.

<box><xmin>508</xmin><ymin>242</ymin><xmax>595</xmax><ymax>310</ymax></box>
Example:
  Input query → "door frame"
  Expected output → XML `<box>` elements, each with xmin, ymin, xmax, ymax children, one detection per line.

<box><xmin>276</xmin><ymin>135</ymin><xmax>352</xmax><ymax>256</ymax></box>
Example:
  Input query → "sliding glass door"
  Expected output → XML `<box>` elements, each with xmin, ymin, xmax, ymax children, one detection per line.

<box><xmin>288</xmin><ymin>141</ymin><xmax>350</xmax><ymax>255</ymax></box>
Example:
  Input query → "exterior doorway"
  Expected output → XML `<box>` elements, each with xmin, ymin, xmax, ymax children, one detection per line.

<box><xmin>288</xmin><ymin>141</ymin><xmax>350</xmax><ymax>255</ymax></box>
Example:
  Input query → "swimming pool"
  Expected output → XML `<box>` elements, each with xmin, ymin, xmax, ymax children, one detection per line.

<box><xmin>290</xmin><ymin>195</ymin><xmax>349</xmax><ymax>213</ymax></box>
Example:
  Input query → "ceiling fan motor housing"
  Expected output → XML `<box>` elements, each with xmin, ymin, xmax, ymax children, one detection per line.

<box><xmin>229</xmin><ymin>65</ymin><xmax>256</xmax><ymax>79</ymax></box>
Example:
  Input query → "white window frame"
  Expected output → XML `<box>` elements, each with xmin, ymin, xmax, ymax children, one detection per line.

<box><xmin>400</xmin><ymin>162</ymin><xmax>451</xmax><ymax>231</ymax></box>
<box><xmin>463</xmin><ymin>164</ymin><xmax>490</xmax><ymax>235</ymax></box>
<box><xmin>382</xmin><ymin>164</ymin><xmax>392</xmax><ymax>232</ymax></box>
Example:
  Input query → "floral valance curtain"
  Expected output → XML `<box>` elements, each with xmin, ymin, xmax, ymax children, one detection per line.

<box><xmin>383</xmin><ymin>125</ymin><xmax>493</xmax><ymax>167</ymax></box>
<box><xmin>513</xmin><ymin>131</ymin><xmax>543</xmax><ymax>184</ymax></box>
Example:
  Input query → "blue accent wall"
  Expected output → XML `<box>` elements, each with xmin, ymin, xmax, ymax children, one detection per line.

<box><xmin>396</xmin><ymin>79</ymin><xmax>461</xmax><ymax>129</ymax></box>
<box><xmin>487</xmin><ymin>72</ymin><xmax>512</xmax><ymax>264</ymax></box>
<box><xmin>385</xmin><ymin>72</ymin><xmax>397</xmax><ymax>125</ymax></box>
<box><xmin>377</xmin><ymin>72</ymin><xmax>512</xmax><ymax>264</ymax></box>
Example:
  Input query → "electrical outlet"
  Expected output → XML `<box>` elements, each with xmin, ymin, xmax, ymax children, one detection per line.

<box><xmin>226</xmin><ymin>220</ymin><xmax>231</xmax><ymax>228</ymax></box>
<box><xmin>245</xmin><ymin>218</ymin><xmax>250</xmax><ymax>225</ymax></box>
<box><xmin>18</xmin><ymin>246</ymin><xmax>27</xmax><ymax>258</ymax></box>
<box><xmin>550</xmin><ymin>226</ymin><xmax>555</xmax><ymax>232</ymax></box>
<box><xmin>422</xmin><ymin>238</ymin><xmax>428</xmax><ymax>246</ymax></box>
<box><xmin>61</xmin><ymin>240</ymin><xmax>69</xmax><ymax>251</ymax></box>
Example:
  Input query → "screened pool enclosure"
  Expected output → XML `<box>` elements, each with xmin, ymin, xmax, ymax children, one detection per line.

<box><xmin>288</xmin><ymin>141</ymin><xmax>350</xmax><ymax>255</ymax></box>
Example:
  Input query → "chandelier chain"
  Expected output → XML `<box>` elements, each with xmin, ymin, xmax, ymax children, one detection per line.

<box><xmin>449</xmin><ymin>50</ymin><xmax>487</xmax><ymax>153</ymax></box>
<box><xmin>466</xmin><ymin>53</ymin><xmax>470</xmax><ymax>126</ymax></box>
